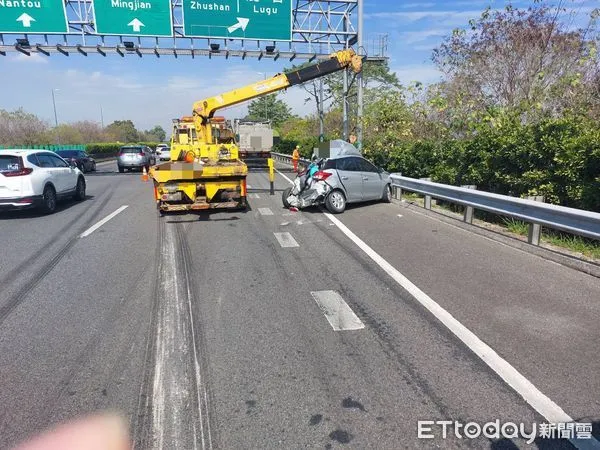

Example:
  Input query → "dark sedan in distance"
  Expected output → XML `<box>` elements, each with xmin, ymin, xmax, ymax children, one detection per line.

<box><xmin>56</xmin><ymin>150</ymin><xmax>97</xmax><ymax>173</ymax></box>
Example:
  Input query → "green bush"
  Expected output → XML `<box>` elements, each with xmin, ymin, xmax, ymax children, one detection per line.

<box><xmin>362</xmin><ymin>113</ymin><xmax>600</xmax><ymax>212</ymax></box>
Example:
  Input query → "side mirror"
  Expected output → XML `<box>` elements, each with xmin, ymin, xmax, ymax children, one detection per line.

<box><xmin>68</xmin><ymin>160</ymin><xmax>77</xmax><ymax>168</ymax></box>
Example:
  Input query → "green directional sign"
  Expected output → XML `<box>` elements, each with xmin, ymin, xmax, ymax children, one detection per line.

<box><xmin>93</xmin><ymin>0</ymin><xmax>172</xmax><ymax>37</ymax></box>
<box><xmin>183</xmin><ymin>0</ymin><xmax>292</xmax><ymax>41</ymax></box>
<box><xmin>0</xmin><ymin>0</ymin><xmax>68</xmax><ymax>34</ymax></box>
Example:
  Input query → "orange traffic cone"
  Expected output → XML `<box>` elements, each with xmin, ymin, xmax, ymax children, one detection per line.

<box><xmin>142</xmin><ymin>166</ymin><xmax>149</xmax><ymax>182</ymax></box>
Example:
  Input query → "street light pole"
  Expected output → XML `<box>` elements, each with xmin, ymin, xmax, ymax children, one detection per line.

<box><xmin>51</xmin><ymin>89</ymin><xmax>60</xmax><ymax>146</ymax></box>
<box><xmin>51</xmin><ymin>89</ymin><xmax>59</xmax><ymax>127</ymax></box>
<box><xmin>357</xmin><ymin>0</ymin><xmax>364</xmax><ymax>153</ymax></box>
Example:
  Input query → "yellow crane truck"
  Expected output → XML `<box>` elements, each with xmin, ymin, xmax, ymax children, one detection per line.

<box><xmin>150</xmin><ymin>49</ymin><xmax>363</xmax><ymax>215</ymax></box>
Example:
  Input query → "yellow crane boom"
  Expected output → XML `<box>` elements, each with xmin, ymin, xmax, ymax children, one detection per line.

<box><xmin>192</xmin><ymin>49</ymin><xmax>363</xmax><ymax>144</ymax></box>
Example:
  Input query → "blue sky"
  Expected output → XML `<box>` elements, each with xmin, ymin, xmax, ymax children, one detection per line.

<box><xmin>0</xmin><ymin>0</ymin><xmax>596</xmax><ymax>132</ymax></box>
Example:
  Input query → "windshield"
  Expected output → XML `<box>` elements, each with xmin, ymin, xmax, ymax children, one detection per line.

<box><xmin>56</xmin><ymin>150</ymin><xmax>78</xmax><ymax>158</ymax></box>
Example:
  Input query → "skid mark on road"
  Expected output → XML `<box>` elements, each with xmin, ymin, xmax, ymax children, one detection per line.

<box><xmin>140</xmin><ymin>222</ymin><xmax>213</xmax><ymax>450</ymax></box>
<box><xmin>0</xmin><ymin>185</ymin><xmax>118</xmax><ymax>328</ymax></box>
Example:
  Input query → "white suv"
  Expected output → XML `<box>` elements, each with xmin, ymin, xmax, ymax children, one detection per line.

<box><xmin>155</xmin><ymin>144</ymin><xmax>171</xmax><ymax>162</ymax></box>
<box><xmin>0</xmin><ymin>149</ymin><xmax>86</xmax><ymax>214</ymax></box>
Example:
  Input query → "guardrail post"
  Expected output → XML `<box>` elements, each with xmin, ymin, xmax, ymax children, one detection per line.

<box><xmin>528</xmin><ymin>223</ymin><xmax>541</xmax><ymax>245</ymax></box>
<box><xmin>461</xmin><ymin>185</ymin><xmax>477</xmax><ymax>224</ymax></box>
<box><xmin>526</xmin><ymin>196</ymin><xmax>545</xmax><ymax>245</ymax></box>
<box><xmin>393</xmin><ymin>185</ymin><xmax>401</xmax><ymax>200</ymax></box>
<box><xmin>424</xmin><ymin>195</ymin><xmax>432</xmax><ymax>210</ymax></box>
<box><xmin>420</xmin><ymin>178</ymin><xmax>433</xmax><ymax>209</ymax></box>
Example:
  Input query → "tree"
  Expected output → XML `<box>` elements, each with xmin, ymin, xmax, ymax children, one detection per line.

<box><xmin>245</xmin><ymin>94</ymin><xmax>292</xmax><ymax>127</ymax></box>
<box><xmin>140</xmin><ymin>125</ymin><xmax>166</xmax><ymax>142</ymax></box>
<box><xmin>47</xmin><ymin>121</ymin><xmax>108</xmax><ymax>144</ymax></box>
<box><xmin>0</xmin><ymin>109</ymin><xmax>49</xmax><ymax>146</ymax></box>
<box><xmin>284</xmin><ymin>59</ymin><xmax>401</xmax><ymax>139</ymax></box>
<box><xmin>104</xmin><ymin>120</ymin><xmax>139</xmax><ymax>142</ymax></box>
<box><xmin>432</xmin><ymin>3</ymin><xmax>600</xmax><ymax>123</ymax></box>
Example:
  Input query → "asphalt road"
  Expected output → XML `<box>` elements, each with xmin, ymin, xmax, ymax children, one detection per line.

<box><xmin>0</xmin><ymin>160</ymin><xmax>598</xmax><ymax>449</ymax></box>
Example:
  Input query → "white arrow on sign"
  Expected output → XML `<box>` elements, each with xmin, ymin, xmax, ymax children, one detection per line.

<box><xmin>227</xmin><ymin>17</ymin><xmax>249</xmax><ymax>34</ymax></box>
<box><xmin>127</xmin><ymin>18</ymin><xmax>145</xmax><ymax>33</ymax></box>
<box><xmin>16</xmin><ymin>13</ymin><xmax>35</xmax><ymax>28</ymax></box>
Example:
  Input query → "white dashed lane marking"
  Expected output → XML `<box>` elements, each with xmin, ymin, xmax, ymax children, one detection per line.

<box><xmin>259</xmin><ymin>207</ymin><xmax>274</xmax><ymax>216</ymax></box>
<box><xmin>311</xmin><ymin>290</ymin><xmax>365</xmax><ymax>331</ymax></box>
<box><xmin>274</xmin><ymin>232</ymin><xmax>299</xmax><ymax>248</ymax></box>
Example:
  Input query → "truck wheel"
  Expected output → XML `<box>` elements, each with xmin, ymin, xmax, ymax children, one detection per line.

<box><xmin>282</xmin><ymin>187</ymin><xmax>292</xmax><ymax>208</ymax></box>
<box><xmin>325</xmin><ymin>190</ymin><xmax>346</xmax><ymax>214</ymax></box>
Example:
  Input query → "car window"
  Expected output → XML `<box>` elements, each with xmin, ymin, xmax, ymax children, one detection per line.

<box><xmin>121</xmin><ymin>147</ymin><xmax>142</xmax><ymax>153</ymax></box>
<box><xmin>336</xmin><ymin>157</ymin><xmax>361</xmax><ymax>172</ymax></box>
<box><xmin>36</xmin><ymin>154</ymin><xmax>55</xmax><ymax>168</ymax></box>
<box><xmin>357</xmin><ymin>158</ymin><xmax>378</xmax><ymax>173</ymax></box>
<box><xmin>322</xmin><ymin>159</ymin><xmax>337</xmax><ymax>170</ymax></box>
<box><xmin>0</xmin><ymin>155</ymin><xmax>21</xmax><ymax>172</ymax></box>
<box><xmin>49</xmin><ymin>155</ymin><xmax>69</xmax><ymax>168</ymax></box>
<box><xmin>27</xmin><ymin>154</ymin><xmax>40</xmax><ymax>167</ymax></box>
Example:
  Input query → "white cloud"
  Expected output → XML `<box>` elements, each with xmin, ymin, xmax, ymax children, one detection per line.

<box><xmin>399</xmin><ymin>28</ymin><xmax>449</xmax><ymax>44</ymax></box>
<box><xmin>11</xmin><ymin>53</ymin><xmax>49</xmax><ymax>64</ymax></box>
<box><xmin>392</xmin><ymin>65</ymin><xmax>443</xmax><ymax>85</ymax></box>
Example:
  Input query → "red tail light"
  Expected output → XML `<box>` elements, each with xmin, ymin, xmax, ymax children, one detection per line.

<box><xmin>139</xmin><ymin>151</ymin><xmax>145</xmax><ymax>156</ymax></box>
<box><xmin>313</xmin><ymin>170</ymin><xmax>332</xmax><ymax>181</ymax></box>
<box><xmin>3</xmin><ymin>157</ymin><xmax>33</xmax><ymax>177</ymax></box>
<box><xmin>4</xmin><ymin>168</ymin><xmax>32</xmax><ymax>177</ymax></box>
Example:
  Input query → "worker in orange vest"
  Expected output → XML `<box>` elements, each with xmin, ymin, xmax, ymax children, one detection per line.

<box><xmin>292</xmin><ymin>145</ymin><xmax>300</xmax><ymax>173</ymax></box>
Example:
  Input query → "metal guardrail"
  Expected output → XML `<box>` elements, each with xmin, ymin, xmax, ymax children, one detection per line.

<box><xmin>271</xmin><ymin>152</ymin><xmax>310</xmax><ymax>169</ymax></box>
<box><xmin>390</xmin><ymin>174</ymin><xmax>600</xmax><ymax>244</ymax></box>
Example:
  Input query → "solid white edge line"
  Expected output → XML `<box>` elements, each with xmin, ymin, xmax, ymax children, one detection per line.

<box><xmin>275</xmin><ymin>168</ymin><xmax>294</xmax><ymax>185</ymax></box>
<box><xmin>325</xmin><ymin>212</ymin><xmax>600</xmax><ymax>449</ymax></box>
<box><xmin>80</xmin><ymin>205</ymin><xmax>129</xmax><ymax>238</ymax></box>
<box><xmin>276</xmin><ymin>168</ymin><xmax>598</xmax><ymax>447</ymax></box>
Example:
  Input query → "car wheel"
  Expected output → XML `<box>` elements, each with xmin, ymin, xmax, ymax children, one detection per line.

<box><xmin>282</xmin><ymin>187</ymin><xmax>292</xmax><ymax>208</ymax></box>
<box><xmin>382</xmin><ymin>184</ymin><xmax>392</xmax><ymax>203</ymax></box>
<box><xmin>74</xmin><ymin>177</ymin><xmax>86</xmax><ymax>201</ymax></box>
<box><xmin>42</xmin><ymin>185</ymin><xmax>57</xmax><ymax>214</ymax></box>
<box><xmin>92</xmin><ymin>162</ymin><xmax>97</xmax><ymax>172</ymax></box>
<box><xmin>118</xmin><ymin>165</ymin><xmax>124</xmax><ymax>173</ymax></box>
<box><xmin>326</xmin><ymin>189</ymin><xmax>346</xmax><ymax>214</ymax></box>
